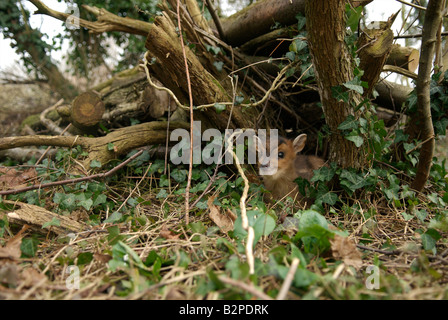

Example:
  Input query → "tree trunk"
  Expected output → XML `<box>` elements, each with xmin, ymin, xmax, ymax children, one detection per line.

<box><xmin>305</xmin><ymin>0</ymin><xmax>365</xmax><ymax>169</ymax></box>
<box><xmin>410</xmin><ymin>0</ymin><xmax>443</xmax><ymax>191</ymax></box>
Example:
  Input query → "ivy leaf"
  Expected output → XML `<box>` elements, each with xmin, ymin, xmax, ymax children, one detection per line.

<box><xmin>103</xmin><ymin>211</ymin><xmax>123</xmax><ymax>223</ymax></box>
<box><xmin>214</xmin><ymin>103</ymin><xmax>226</xmax><ymax>114</ymax></box>
<box><xmin>21</xmin><ymin>237</ymin><xmax>40</xmax><ymax>258</ymax></box>
<box><xmin>340</xmin><ymin>169</ymin><xmax>366</xmax><ymax>193</ymax></box>
<box><xmin>346</xmin><ymin>133</ymin><xmax>364</xmax><ymax>147</ymax></box>
<box><xmin>90</xmin><ymin>160</ymin><xmax>102</xmax><ymax>168</ymax></box>
<box><xmin>319</xmin><ymin>191</ymin><xmax>339</xmax><ymax>205</ymax></box>
<box><xmin>343</xmin><ymin>79</ymin><xmax>364</xmax><ymax>95</ymax></box>
<box><xmin>338</xmin><ymin>115</ymin><xmax>358</xmax><ymax>131</ymax></box>
<box><xmin>311</xmin><ymin>166</ymin><xmax>335</xmax><ymax>183</ymax></box>
<box><xmin>331</xmin><ymin>86</ymin><xmax>349</xmax><ymax>103</ymax></box>
<box><xmin>42</xmin><ymin>217</ymin><xmax>61</xmax><ymax>229</ymax></box>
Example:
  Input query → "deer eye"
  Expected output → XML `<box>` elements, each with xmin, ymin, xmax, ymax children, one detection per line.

<box><xmin>278</xmin><ymin>151</ymin><xmax>284</xmax><ymax>159</ymax></box>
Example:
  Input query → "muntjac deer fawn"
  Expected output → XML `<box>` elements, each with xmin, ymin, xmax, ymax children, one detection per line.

<box><xmin>255</xmin><ymin>134</ymin><xmax>325</xmax><ymax>203</ymax></box>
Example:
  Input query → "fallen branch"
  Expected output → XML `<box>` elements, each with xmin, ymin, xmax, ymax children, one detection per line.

<box><xmin>0</xmin><ymin>150</ymin><xmax>143</xmax><ymax>196</ymax></box>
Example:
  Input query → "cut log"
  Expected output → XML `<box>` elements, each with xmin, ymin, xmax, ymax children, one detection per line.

<box><xmin>357</xmin><ymin>13</ymin><xmax>398</xmax><ymax>97</ymax></box>
<box><xmin>373</xmin><ymin>80</ymin><xmax>413</xmax><ymax>112</ymax></box>
<box><xmin>70</xmin><ymin>92</ymin><xmax>105</xmax><ymax>129</ymax></box>
<box><xmin>386</xmin><ymin>44</ymin><xmax>419</xmax><ymax>72</ymax></box>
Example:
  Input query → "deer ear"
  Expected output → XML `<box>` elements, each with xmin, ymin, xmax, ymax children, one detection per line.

<box><xmin>293</xmin><ymin>134</ymin><xmax>307</xmax><ymax>153</ymax></box>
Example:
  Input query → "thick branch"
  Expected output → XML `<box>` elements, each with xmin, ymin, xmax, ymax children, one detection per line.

<box><xmin>410</xmin><ymin>0</ymin><xmax>443</xmax><ymax>191</ymax></box>
<box><xmin>28</xmin><ymin>0</ymin><xmax>151</xmax><ymax>36</ymax></box>
<box><xmin>0</xmin><ymin>121</ymin><xmax>189</xmax><ymax>168</ymax></box>
<box><xmin>219</xmin><ymin>0</ymin><xmax>372</xmax><ymax>47</ymax></box>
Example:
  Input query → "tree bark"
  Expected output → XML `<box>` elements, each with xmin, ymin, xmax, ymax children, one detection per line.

<box><xmin>219</xmin><ymin>0</ymin><xmax>373</xmax><ymax>47</ymax></box>
<box><xmin>357</xmin><ymin>13</ymin><xmax>398</xmax><ymax>97</ymax></box>
<box><xmin>305</xmin><ymin>0</ymin><xmax>364</xmax><ymax>169</ymax></box>
<box><xmin>387</xmin><ymin>44</ymin><xmax>420</xmax><ymax>72</ymax></box>
<box><xmin>410</xmin><ymin>0</ymin><xmax>444</xmax><ymax>192</ymax></box>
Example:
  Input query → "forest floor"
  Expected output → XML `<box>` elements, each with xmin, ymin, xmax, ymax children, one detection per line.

<box><xmin>0</xmin><ymin>83</ymin><xmax>447</xmax><ymax>301</ymax></box>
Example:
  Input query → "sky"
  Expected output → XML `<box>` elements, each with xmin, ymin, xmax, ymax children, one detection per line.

<box><xmin>0</xmin><ymin>0</ymin><xmax>407</xmax><ymax>76</ymax></box>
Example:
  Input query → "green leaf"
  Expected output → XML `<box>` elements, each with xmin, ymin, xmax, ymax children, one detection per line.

<box><xmin>214</xmin><ymin>103</ymin><xmax>226</xmax><ymax>114</ymax></box>
<box><xmin>171</xmin><ymin>169</ymin><xmax>187</xmax><ymax>183</ymax></box>
<box><xmin>77</xmin><ymin>252</ymin><xmax>93</xmax><ymax>265</ymax></box>
<box><xmin>285</xmin><ymin>51</ymin><xmax>295</xmax><ymax>61</ymax></box>
<box><xmin>213</xmin><ymin>61</ymin><xmax>224</xmax><ymax>71</ymax></box>
<box><xmin>79</xmin><ymin>198</ymin><xmax>93</xmax><ymax>211</ymax></box>
<box><xmin>331</xmin><ymin>86</ymin><xmax>349</xmax><ymax>103</ymax></box>
<box><xmin>156</xmin><ymin>189</ymin><xmax>168</xmax><ymax>199</ymax></box>
<box><xmin>252</xmin><ymin>213</ymin><xmax>276</xmax><ymax>244</ymax></box>
<box><xmin>90</xmin><ymin>160</ymin><xmax>102</xmax><ymax>168</ymax></box>
<box><xmin>337</xmin><ymin>115</ymin><xmax>358</xmax><ymax>131</ymax></box>
<box><xmin>339</xmin><ymin>170</ymin><xmax>367</xmax><ymax>193</ymax></box>
<box><xmin>394</xmin><ymin>130</ymin><xmax>409</xmax><ymax>144</ymax></box>
<box><xmin>345</xmin><ymin>134</ymin><xmax>364</xmax><ymax>147</ymax></box>
<box><xmin>93</xmin><ymin>194</ymin><xmax>107</xmax><ymax>207</ymax></box>
<box><xmin>42</xmin><ymin>217</ymin><xmax>61</xmax><ymax>229</ymax></box>
<box><xmin>319</xmin><ymin>191</ymin><xmax>339</xmax><ymax>205</ymax></box>
<box><xmin>103</xmin><ymin>211</ymin><xmax>122</xmax><ymax>223</ymax></box>
<box><xmin>343</xmin><ymin>79</ymin><xmax>364</xmax><ymax>95</ymax></box>
<box><xmin>421</xmin><ymin>233</ymin><xmax>436</xmax><ymax>252</ymax></box>
<box><xmin>311</xmin><ymin>166</ymin><xmax>335</xmax><ymax>183</ymax></box>
<box><xmin>21</xmin><ymin>237</ymin><xmax>40</xmax><ymax>258</ymax></box>
<box><xmin>346</xmin><ymin>5</ymin><xmax>363</xmax><ymax>32</ymax></box>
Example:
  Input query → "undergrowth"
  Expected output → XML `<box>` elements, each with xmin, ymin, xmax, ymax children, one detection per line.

<box><xmin>0</xmin><ymin>131</ymin><xmax>447</xmax><ymax>300</ymax></box>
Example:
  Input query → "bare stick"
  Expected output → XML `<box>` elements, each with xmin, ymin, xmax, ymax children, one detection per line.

<box><xmin>276</xmin><ymin>258</ymin><xmax>300</xmax><ymax>300</ymax></box>
<box><xmin>204</xmin><ymin>0</ymin><xmax>225</xmax><ymax>41</ymax></box>
<box><xmin>219</xmin><ymin>276</ymin><xmax>273</xmax><ymax>300</ymax></box>
<box><xmin>176</xmin><ymin>0</ymin><xmax>195</xmax><ymax>226</ymax></box>
<box><xmin>0</xmin><ymin>150</ymin><xmax>143</xmax><ymax>196</ymax></box>
<box><xmin>227</xmin><ymin>130</ymin><xmax>254</xmax><ymax>274</ymax></box>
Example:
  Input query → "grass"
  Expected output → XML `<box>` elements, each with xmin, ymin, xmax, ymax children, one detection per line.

<box><xmin>0</xmin><ymin>146</ymin><xmax>447</xmax><ymax>300</ymax></box>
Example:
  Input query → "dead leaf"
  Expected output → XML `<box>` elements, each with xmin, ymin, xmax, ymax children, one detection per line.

<box><xmin>93</xmin><ymin>253</ymin><xmax>113</xmax><ymax>264</ymax></box>
<box><xmin>165</xmin><ymin>286</ymin><xmax>187</xmax><ymax>300</ymax></box>
<box><xmin>0</xmin><ymin>168</ymin><xmax>37</xmax><ymax>190</ymax></box>
<box><xmin>160</xmin><ymin>225</ymin><xmax>180</xmax><ymax>240</ymax></box>
<box><xmin>20</xmin><ymin>267</ymin><xmax>46</xmax><ymax>287</ymax></box>
<box><xmin>208</xmin><ymin>196</ymin><xmax>236</xmax><ymax>233</ymax></box>
<box><xmin>0</xmin><ymin>263</ymin><xmax>19</xmax><ymax>286</ymax></box>
<box><xmin>0</xmin><ymin>225</ymin><xmax>29</xmax><ymax>260</ymax></box>
<box><xmin>330</xmin><ymin>234</ymin><xmax>363</xmax><ymax>269</ymax></box>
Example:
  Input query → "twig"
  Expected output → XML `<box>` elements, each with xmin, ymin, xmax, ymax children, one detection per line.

<box><xmin>176</xmin><ymin>0</ymin><xmax>195</xmax><ymax>226</ymax></box>
<box><xmin>35</xmin><ymin>123</ymin><xmax>72</xmax><ymax>166</ymax></box>
<box><xmin>382</xmin><ymin>65</ymin><xmax>417</xmax><ymax>80</ymax></box>
<box><xmin>0</xmin><ymin>150</ymin><xmax>143</xmax><ymax>196</ymax></box>
<box><xmin>395</xmin><ymin>0</ymin><xmax>427</xmax><ymax>11</ymax></box>
<box><xmin>227</xmin><ymin>130</ymin><xmax>254</xmax><ymax>274</ymax></box>
<box><xmin>356</xmin><ymin>244</ymin><xmax>401</xmax><ymax>255</ymax></box>
<box><xmin>219</xmin><ymin>276</ymin><xmax>273</xmax><ymax>300</ymax></box>
<box><xmin>276</xmin><ymin>258</ymin><xmax>300</xmax><ymax>300</ymax></box>
<box><xmin>204</xmin><ymin>0</ymin><xmax>225</xmax><ymax>41</ymax></box>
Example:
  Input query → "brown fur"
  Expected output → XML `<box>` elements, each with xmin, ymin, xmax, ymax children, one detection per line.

<box><xmin>256</xmin><ymin>134</ymin><xmax>325</xmax><ymax>203</ymax></box>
